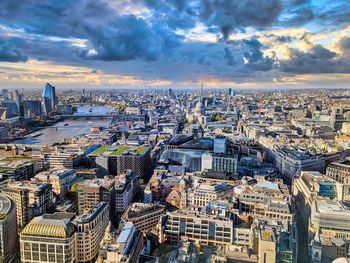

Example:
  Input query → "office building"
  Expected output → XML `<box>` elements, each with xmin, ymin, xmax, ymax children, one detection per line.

<box><xmin>163</xmin><ymin>209</ymin><xmax>234</xmax><ymax>245</ymax></box>
<box><xmin>202</xmin><ymin>153</ymin><xmax>237</xmax><ymax>174</ymax></box>
<box><xmin>0</xmin><ymin>127</ymin><xmax>9</xmax><ymax>142</ymax></box>
<box><xmin>77</xmin><ymin>177</ymin><xmax>115</xmax><ymax>216</ymax></box>
<box><xmin>98</xmin><ymin>222</ymin><xmax>144</xmax><ymax>263</ymax></box>
<box><xmin>0</xmin><ymin>159</ymin><xmax>35</xmax><ymax>180</ymax></box>
<box><xmin>0</xmin><ymin>194</ymin><xmax>19</xmax><ymax>263</ymax></box>
<box><xmin>20</xmin><ymin>213</ymin><xmax>77</xmax><ymax>263</ymax></box>
<box><xmin>3</xmin><ymin>180</ymin><xmax>54</xmax><ymax>230</ymax></box>
<box><xmin>122</xmin><ymin>203</ymin><xmax>165</xmax><ymax>233</ymax></box>
<box><xmin>35</xmin><ymin>169</ymin><xmax>79</xmax><ymax>199</ymax></box>
<box><xmin>42</xmin><ymin>83</ymin><xmax>57</xmax><ymax>115</ymax></box>
<box><xmin>309</xmin><ymin>200</ymin><xmax>350</xmax><ymax>262</ymax></box>
<box><xmin>23</xmin><ymin>100</ymin><xmax>42</xmax><ymax>116</ymax></box>
<box><xmin>214</xmin><ymin>136</ymin><xmax>226</xmax><ymax>154</ymax></box>
<box><xmin>89</xmin><ymin>146</ymin><xmax>151</xmax><ymax>178</ymax></box>
<box><xmin>182</xmin><ymin>182</ymin><xmax>233</xmax><ymax>208</ymax></box>
<box><xmin>0</xmin><ymin>99</ymin><xmax>18</xmax><ymax>116</ymax></box>
<box><xmin>73</xmin><ymin>202</ymin><xmax>109</xmax><ymax>263</ymax></box>
<box><xmin>293</xmin><ymin>171</ymin><xmax>338</xmax><ymax>206</ymax></box>
<box><xmin>115</xmin><ymin>170</ymin><xmax>140</xmax><ymax>213</ymax></box>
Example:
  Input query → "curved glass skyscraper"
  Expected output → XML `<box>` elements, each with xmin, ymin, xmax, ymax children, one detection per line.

<box><xmin>42</xmin><ymin>83</ymin><xmax>57</xmax><ymax>115</ymax></box>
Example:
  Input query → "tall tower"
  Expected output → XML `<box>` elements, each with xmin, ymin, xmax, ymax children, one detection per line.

<box><xmin>42</xmin><ymin>83</ymin><xmax>57</xmax><ymax>115</ymax></box>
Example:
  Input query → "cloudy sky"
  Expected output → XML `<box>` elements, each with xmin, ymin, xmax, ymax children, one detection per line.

<box><xmin>0</xmin><ymin>0</ymin><xmax>350</xmax><ymax>89</ymax></box>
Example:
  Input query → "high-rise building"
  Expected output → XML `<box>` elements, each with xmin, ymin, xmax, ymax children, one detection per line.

<box><xmin>3</xmin><ymin>180</ymin><xmax>54</xmax><ymax>230</ymax></box>
<box><xmin>77</xmin><ymin>177</ymin><xmax>115</xmax><ymax>216</ymax></box>
<box><xmin>0</xmin><ymin>194</ymin><xmax>19</xmax><ymax>263</ymax></box>
<box><xmin>42</xmin><ymin>83</ymin><xmax>57</xmax><ymax>115</ymax></box>
<box><xmin>73</xmin><ymin>202</ymin><xmax>109</xmax><ymax>263</ymax></box>
<box><xmin>1</xmin><ymin>89</ymin><xmax>9</xmax><ymax>99</ymax></box>
<box><xmin>23</xmin><ymin>100</ymin><xmax>42</xmax><ymax>116</ymax></box>
<box><xmin>115</xmin><ymin>170</ymin><xmax>140</xmax><ymax>213</ymax></box>
<box><xmin>20</xmin><ymin>213</ymin><xmax>77</xmax><ymax>263</ymax></box>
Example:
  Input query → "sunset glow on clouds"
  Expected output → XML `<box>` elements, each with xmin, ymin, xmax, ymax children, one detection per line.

<box><xmin>0</xmin><ymin>0</ymin><xmax>350</xmax><ymax>89</ymax></box>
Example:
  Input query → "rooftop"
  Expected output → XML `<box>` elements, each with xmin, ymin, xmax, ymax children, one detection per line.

<box><xmin>0</xmin><ymin>194</ymin><xmax>13</xmax><ymax>219</ymax></box>
<box><xmin>90</xmin><ymin>145</ymin><xmax>149</xmax><ymax>156</ymax></box>
<box><xmin>21</xmin><ymin>212</ymin><xmax>76</xmax><ymax>238</ymax></box>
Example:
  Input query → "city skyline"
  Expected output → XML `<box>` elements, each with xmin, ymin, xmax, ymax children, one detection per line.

<box><xmin>0</xmin><ymin>0</ymin><xmax>350</xmax><ymax>89</ymax></box>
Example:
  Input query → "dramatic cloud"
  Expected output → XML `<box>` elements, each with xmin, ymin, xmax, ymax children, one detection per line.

<box><xmin>0</xmin><ymin>38</ymin><xmax>28</xmax><ymax>62</ymax></box>
<box><xmin>199</xmin><ymin>0</ymin><xmax>282</xmax><ymax>39</ymax></box>
<box><xmin>0</xmin><ymin>0</ymin><xmax>349</xmax><ymax>88</ymax></box>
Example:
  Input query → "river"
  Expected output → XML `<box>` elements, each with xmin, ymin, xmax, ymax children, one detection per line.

<box><xmin>13</xmin><ymin>105</ymin><xmax>114</xmax><ymax>145</ymax></box>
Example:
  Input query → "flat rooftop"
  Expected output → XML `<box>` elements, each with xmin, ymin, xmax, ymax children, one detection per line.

<box><xmin>90</xmin><ymin>145</ymin><xmax>149</xmax><ymax>156</ymax></box>
<box><xmin>316</xmin><ymin>200</ymin><xmax>350</xmax><ymax>215</ymax></box>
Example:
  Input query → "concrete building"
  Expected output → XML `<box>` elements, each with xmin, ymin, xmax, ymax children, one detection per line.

<box><xmin>309</xmin><ymin>200</ymin><xmax>350</xmax><ymax>262</ymax></box>
<box><xmin>258</xmin><ymin>229</ymin><xmax>276</xmax><ymax>263</ymax></box>
<box><xmin>35</xmin><ymin>169</ymin><xmax>79</xmax><ymax>199</ymax></box>
<box><xmin>3</xmin><ymin>180</ymin><xmax>54</xmax><ymax>230</ymax></box>
<box><xmin>122</xmin><ymin>203</ymin><xmax>165</xmax><ymax>233</ymax></box>
<box><xmin>269</xmin><ymin>147</ymin><xmax>326</xmax><ymax>179</ymax></box>
<box><xmin>0</xmin><ymin>194</ymin><xmax>18</xmax><ymax>263</ymax></box>
<box><xmin>89</xmin><ymin>146</ymin><xmax>151</xmax><ymax>178</ymax></box>
<box><xmin>201</xmin><ymin>153</ymin><xmax>237</xmax><ymax>174</ymax></box>
<box><xmin>73</xmin><ymin>202</ymin><xmax>109</xmax><ymax>263</ymax></box>
<box><xmin>0</xmin><ymin>158</ymin><xmax>35</xmax><ymax>180</ymax></box>
<box><xmin>77</xmin><ymin>177</ymin><xmax>115</xmax><ymax>217</ymax></box>
<box><xmin>115</xmin><ymin>170</ymin><xmax>140</xmax><ymax>213</ymax></box>
<box><xmin>293</xmin><ymin>171</ymin><xmax>337</xmax><ymax>206</ymax></box>
<box><xmin>182</xmin><ymin>182</ymin><xmax>233</xmax><ymax>208</ymax></box>
<box><xmin>98</xmin><ymin>222</ymin><xmax>144</xmax><ymax>263</ymax></box>
<box><xmin>20</xmin><ymin>213</ymin><xmax>77</xmax><ymax>263</ymax></box>
<box><xmin>163</xmin><ymin>209</ymin><xmax>234</xmax><ymax>246</ymax></box>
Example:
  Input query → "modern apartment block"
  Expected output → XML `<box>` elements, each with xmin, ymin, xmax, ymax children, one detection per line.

<box><xmin>3</xmin><ymin>180</ymin><xmax>54</xmax><ymax>230</ymax></box>
<box><xmin>0</xmin><ymin>194</ymin><xmax>19</xmax><ymax>263</ymax></box>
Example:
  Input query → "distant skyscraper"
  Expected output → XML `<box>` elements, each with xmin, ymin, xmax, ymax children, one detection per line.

<box><xmin>42</xmin><ymin>83</ymin><xmax>57</xmax><ymax>115</ymax></box>
<box><xmin>23</xmin><ymin>100</ymin><xmax>42</xmax><ymax>116</ymax></box>
<box><xmin>1</xmin><ymin>89</ymin><xmax>9</xmax><ymax>99</ymax></box>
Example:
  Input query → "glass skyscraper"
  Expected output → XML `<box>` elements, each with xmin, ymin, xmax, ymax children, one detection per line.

<box><xmin>42</xmin><ymin>83</ymin><xmax>57</xmax><ymax>115</ymax></box>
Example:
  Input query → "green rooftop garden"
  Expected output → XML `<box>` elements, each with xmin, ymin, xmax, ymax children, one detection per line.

<box><xmin>110</xmin><ymin>146</ymin><xmax>131</xmax><ymax>156</ymax></box>
<box><xmin>92</xmin><ymin>146</ymin><xmax>111</xmax><ymax>155</ymax></box>
<box><xmin>92</xmin><ymin>145</ymin><xmax>149</xmax><ymax>156</ymax></box>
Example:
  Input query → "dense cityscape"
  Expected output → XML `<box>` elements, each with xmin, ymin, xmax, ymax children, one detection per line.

<box><xmin>0</xmin><ymin>85</ymin><xmax>348</xmax><ymax>263</ymax></box>
<box><xmin>2</xmin><ymin>0</ymin><xmax>350</xmax><ymax>262</ymax></box>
